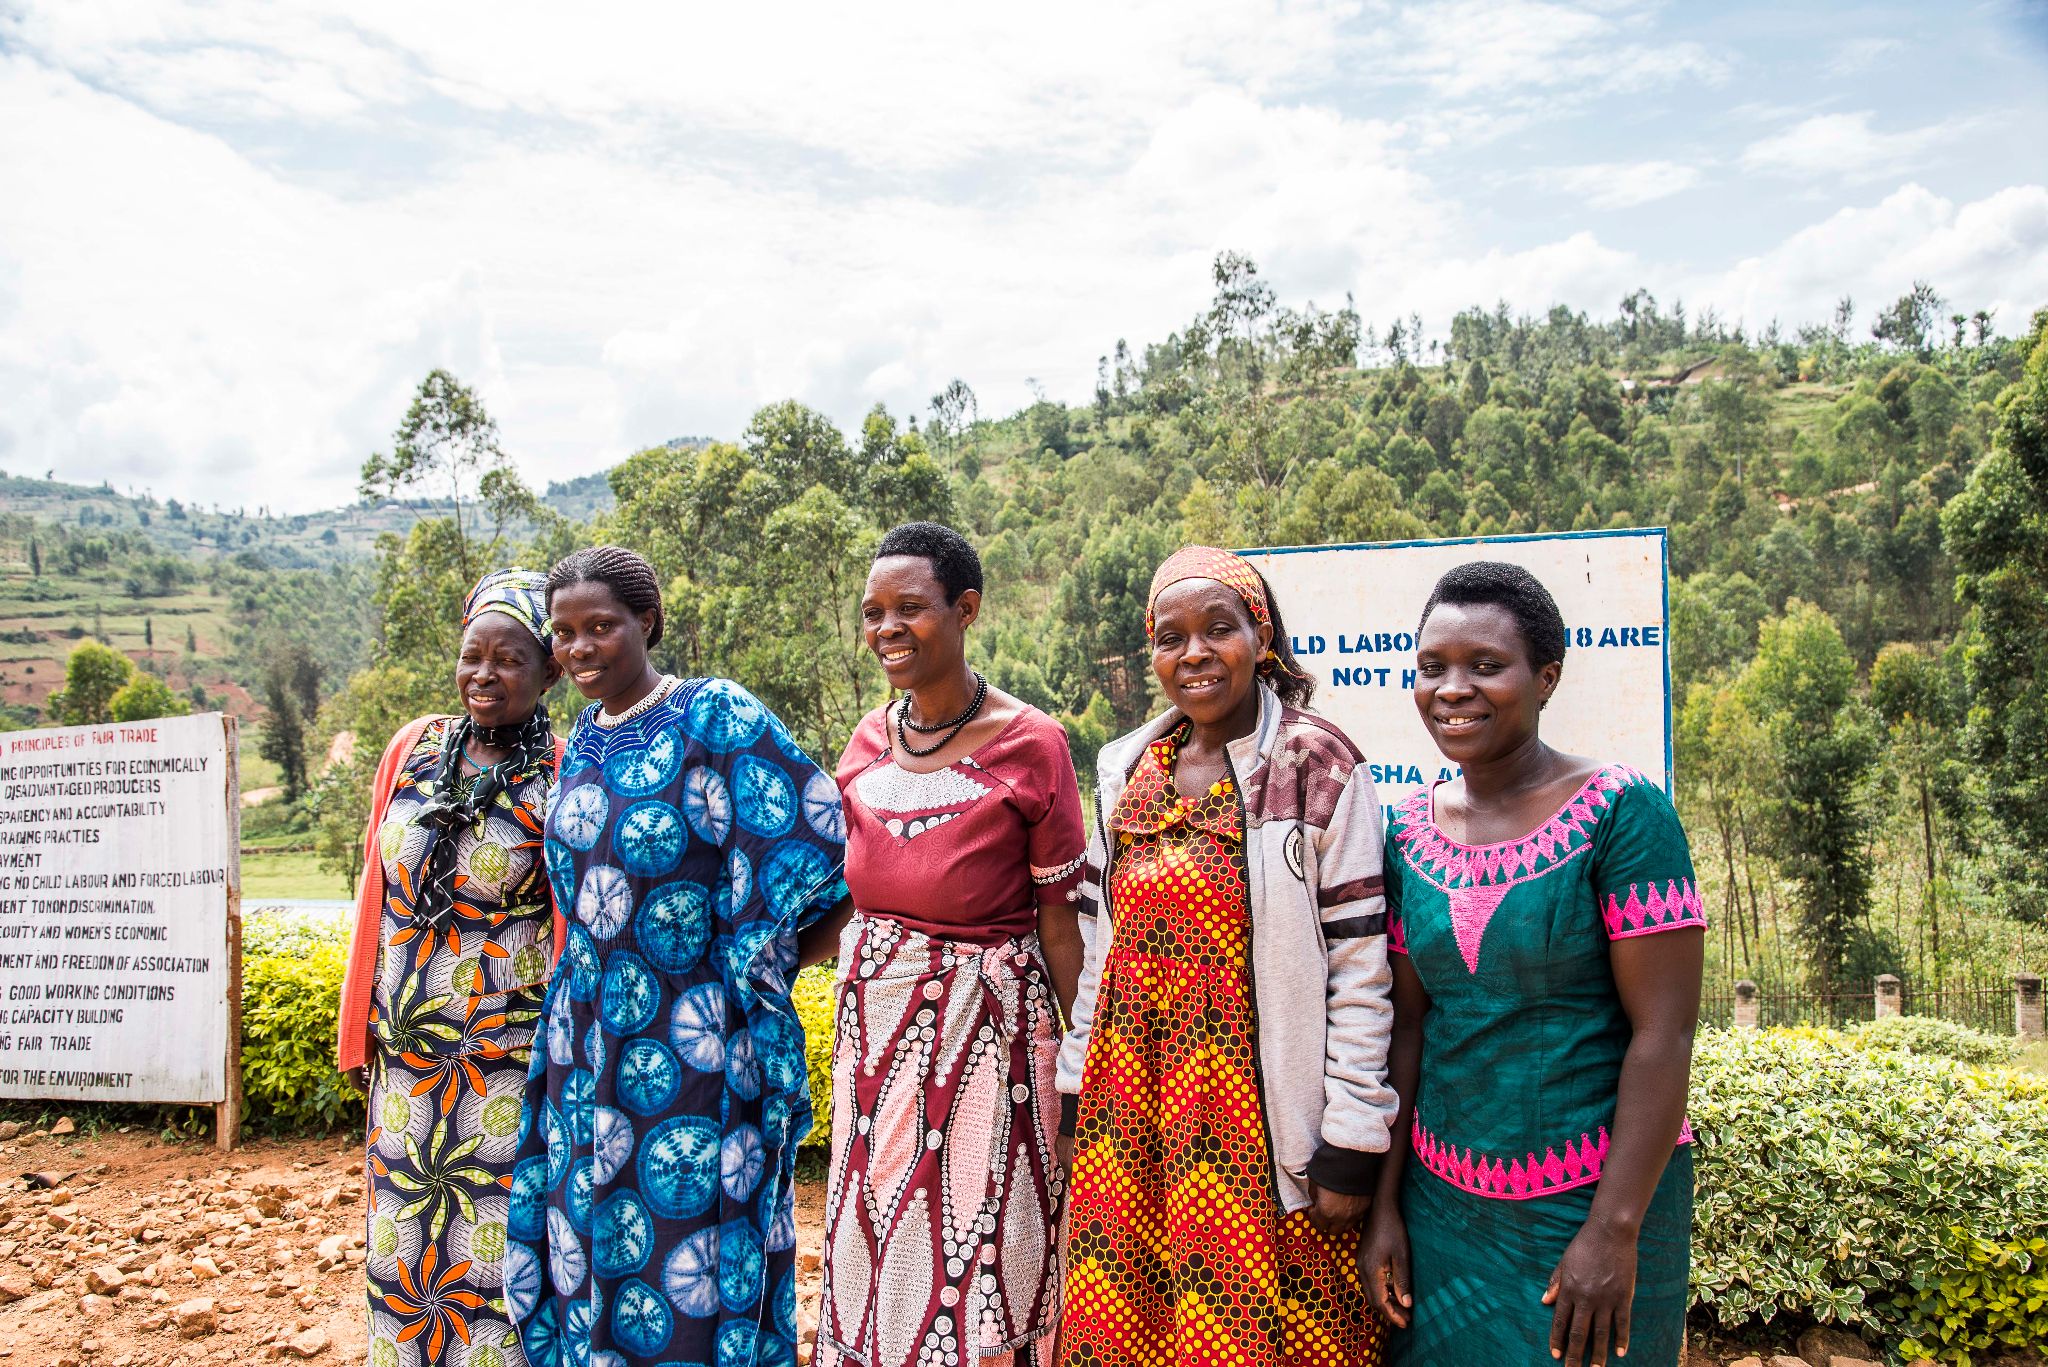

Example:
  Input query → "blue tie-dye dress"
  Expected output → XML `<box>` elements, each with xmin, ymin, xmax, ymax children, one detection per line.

<box><xmin>506</xmin><ymin>677</ymin><xmax>848</xmax><ymax>1367</ymax></box>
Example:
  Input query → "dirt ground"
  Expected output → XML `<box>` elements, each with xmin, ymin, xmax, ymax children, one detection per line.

<box><xmin>5</xmin><ymin>1121</ymin><xmax>2043</xmax><ymax>1367</ymax></box>
<box><xmin>0</xmin><ymin>1123</ymin><xmax>825</xmax><ymax>1367</ymax></box>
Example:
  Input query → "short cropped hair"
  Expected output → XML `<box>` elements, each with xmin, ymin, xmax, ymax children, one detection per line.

<box><xmin>1417</xmin><ymin>561</ymin><xmax>1567</xmax><ymax>668</ymax></box>
<box><xmin>874</xmin><ymin>522</ymin><xmax>983</xmax><ymax>604</ymax></box>
<box><xmin>546</xmin><ymin>546</ymin><xmax>666</xmax><ymax>648</ymax></box>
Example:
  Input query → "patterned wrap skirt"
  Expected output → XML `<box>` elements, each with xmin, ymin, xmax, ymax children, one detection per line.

<box><xmin>818</xmin><ymin>913</ymin><xmax>1066</xmax><ymax>1367</ymax></box>
<box><xmin>1390</xmin><ymin>1144</ymin><xmax>1694</xmax><ymax>1367</ymax></box>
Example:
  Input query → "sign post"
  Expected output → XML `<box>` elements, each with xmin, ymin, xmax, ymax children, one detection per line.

<box><xmin>1240</xmin><ymin>529</ymin><xmax>1672</xmax><ymax>815</ymax></box>
<box><xmin>0</xmin><ymin>710</ymin><xmax>243</xmax><ymax>1145</ymax></box>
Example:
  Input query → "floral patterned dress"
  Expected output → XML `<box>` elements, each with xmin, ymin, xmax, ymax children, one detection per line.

<box><xmin>1062</xmin><ymin>722</ymin><xmax>1381</xmax><ymax>1367</ymax></box>
<box><xmin>366</xmin><ymin>716</ymin><xmax>557</xmax><ymax>1367</ymax></box>
<box><xmin>505</xmin><ymin>678</ymin><xmax>848</xmax><ymax>1367</ymax></box>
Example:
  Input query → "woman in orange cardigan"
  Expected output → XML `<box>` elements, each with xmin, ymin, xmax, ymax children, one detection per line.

<box><xmin>336</xmin><ymin>569</ymin><xmax>564</xmax><ymax>1367</ymax></box>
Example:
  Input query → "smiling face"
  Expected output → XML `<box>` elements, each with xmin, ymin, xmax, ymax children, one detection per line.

<box><xmin>456</xmin><ymin>615</ymin><xmax>558</xmax><ymax>729</ymax></box>
<box><xmin>1149</xmin><ymin>578</ymin><xmax>1270</xmax><ymax>733</ymax></box>
<box><xmin>861</xmin><ymin>554</ymin><xmax>978</xmax><ymax>693</ymax></box>
<box><xmin>1413</xmin><ymin>601</ymin><xmax>1561</xmax><ymax>765</ymax></box>
<box><xmin>548</xmin><ymin>579</ymin><xmax>656</xmax><ymax>706</ymax></box>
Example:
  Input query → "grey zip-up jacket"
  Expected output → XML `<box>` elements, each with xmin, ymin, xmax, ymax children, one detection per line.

<box><xmin>1054</xmin><ymin>683</ymin><xmax>1397</xmax><ymax>1213</ymax></box>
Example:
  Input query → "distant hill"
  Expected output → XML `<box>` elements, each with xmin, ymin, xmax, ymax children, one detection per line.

<box><xmin>0</xmin><ymin>467</ymin><xmax>623</xmax><ymax>566</ymax></box>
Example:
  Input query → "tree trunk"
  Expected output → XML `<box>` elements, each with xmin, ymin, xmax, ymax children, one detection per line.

<box><xmin>1918</xmin><ymin>770</ymin><xmax>1941</xmax><ymax>963</ymax></box>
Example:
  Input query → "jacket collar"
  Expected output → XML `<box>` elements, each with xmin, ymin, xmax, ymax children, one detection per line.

<box><xmin>1097</xmin><ymin>681</ymin><xmax>1282</xmax><ymax>802</ymax></box>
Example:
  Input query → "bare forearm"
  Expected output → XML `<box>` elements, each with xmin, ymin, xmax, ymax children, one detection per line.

<box><xmin>1584</xmin><ymin>1028</ymin><xmax>1692</xmax><ymax>1236</ymax></box>
<box><xmin>1374</xmin><ymin>1010</ymin><xmax>1421</xmax><ymax>1206</ymax></box>
<box><xmin>1037</xmin><ymin>901</ymin><xmax>1084</xmax><ymax>1028</ymax></box>
<box><xmin>797</xmin><ymin>898</ymin><xmax>855</xmax><ymax>970</ymax></box>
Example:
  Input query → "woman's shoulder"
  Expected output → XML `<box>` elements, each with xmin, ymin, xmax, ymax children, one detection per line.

<box><xmin>995</xmin><ymin>701</ymin><xmax>1075</xmax><ymax>753</ymax></box>
<box><xmin>390</xmin><ymin>714</ymin><xmax>453</xmax><ymax>760</ymax></box>
<box><xmin>838</xmin><ymin>705</ymin><xmax>893</xmax><ymax>773</ymax></box>
<box><xmin>1590</xmin><ymin>763</ymin><xmax>1681</xmax><ymax>828</ymax></box>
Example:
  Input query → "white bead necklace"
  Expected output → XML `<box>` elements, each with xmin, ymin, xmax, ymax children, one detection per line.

<box><xmin>595</xmin><ymin>674</ymin><xmax>679</xmax><ymax>729</ymax></box>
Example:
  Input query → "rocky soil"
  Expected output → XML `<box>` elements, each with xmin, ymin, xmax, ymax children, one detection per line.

<box><xmin>0</xmin><ymin>1116</ymin><xmax>2040</xmax><ymax>1367</ymax></box>
<box><xmin>0</xmin><ymin>1118</ymin><xmax>824</xmax><ymax>1367</ymax></box>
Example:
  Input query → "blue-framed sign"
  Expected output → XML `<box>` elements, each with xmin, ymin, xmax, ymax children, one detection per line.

<box><xmin>1239</xmin><ymin>528</ymin><xmax>1673</xmax><ymax>819</ymax></box>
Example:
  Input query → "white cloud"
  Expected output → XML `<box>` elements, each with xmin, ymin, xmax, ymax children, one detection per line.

<box><xmin>1361</xmin><ymin>0</ymin><xmax>1730</xmax><ymax>99</ymax></box>
<box><xmin>1826</xmin><ymin>36</ymin><xmax>1904</xmax><ymax>77</ymax></box>
<box><xmin>1534</xmin><ymin>160</ymin><xmax>1704</xmax><ymax>210</ymax></box>
<box><xmin>0</xmin><ymin>1</ymin><xmax>2042</xmax><ymax>514</ymax></box>
<box><xmin>1701</xmin><ymin>183</ymin><xmax>2048</xmax><ymax>335</ymax></box>
<box><xmin>1740</xmin><ymin>110</ymin><xmax>1972</xmax><ymax>183</ymax></box>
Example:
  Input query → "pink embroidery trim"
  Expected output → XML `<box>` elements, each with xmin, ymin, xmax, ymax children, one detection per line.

<box><xmin>1388</xmin><ymin>915</ymin><xmax>1407</xmax><ymax>955</ymax></box>
<box><xmin>1602</xmin><ymin>880</ymin><xmax>1708</xmax><ymax>938</ymax></box>
<box><xmin>1412</xmin><ymin>1115</ymin><xmax>1696</xmax><ymax>1201</ymax></box>
<box><xmin>1394</xmin><ymin>765</ymin><xmax>1639</xmax><ymax>889</ymax></box>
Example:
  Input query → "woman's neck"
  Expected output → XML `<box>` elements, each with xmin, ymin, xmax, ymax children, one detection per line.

<box><xmin>463</xmin><ymin>708</ymin><xmax>536</xmax><ymax>768</ymax></box>
<box><xmin>906</xmin><ymin>660</ymin><xmax>977</xmax><ymax>726</ymax></box>
<box><xmin>1186</xmin><ymin>686</ymin><xmax>1260</xmax><ymax>756</ymax></box>
<box><xmin>1457</xmin><ymin>729</ymin><xmax>1558</xmax><ymax>804</ymax></box>
<box><xmin>602</xmin><ymin>665</ymin><xmax>666</xmax><ymax>717</ymax></box>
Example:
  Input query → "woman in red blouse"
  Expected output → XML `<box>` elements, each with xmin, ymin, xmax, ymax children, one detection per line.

<box><xmin>814</xmin><ymin>522</ymin><xmax>1087</xmax><ymax>1367</ymax></box>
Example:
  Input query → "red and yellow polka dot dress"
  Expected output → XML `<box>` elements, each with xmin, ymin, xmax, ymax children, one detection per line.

<box><xmin>1062</xmin><ymin>723</ymin><xmax>1382</xmax><ymax>1367</ymax></box>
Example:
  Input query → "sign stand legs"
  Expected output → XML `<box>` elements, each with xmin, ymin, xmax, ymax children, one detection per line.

<box><xmin>217</xmin><ymin>716</ymin><xmax>243</xmax><ymax>1151</ymax></box>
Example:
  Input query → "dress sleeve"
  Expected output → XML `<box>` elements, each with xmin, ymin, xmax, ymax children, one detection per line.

<box><xmin>1022</xmin><ymin>717</ymin><xmax>1087</xmax><ymax>903</ymax></box>
<box><xmin>697</xmin><ymin>680</ymin><xmax>850</xmax><ymax>941</ymax></box>
<box><xmin>1593</xmin><ymin>772</ymin><xmax>1705</xmax><ymax>940</ymax></box>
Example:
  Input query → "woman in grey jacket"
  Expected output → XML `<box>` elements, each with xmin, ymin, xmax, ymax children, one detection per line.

<box><xmin>1056</xmin><ymin>545</ymin><xmax>1397</xmax><ymax>1367</ymax></box>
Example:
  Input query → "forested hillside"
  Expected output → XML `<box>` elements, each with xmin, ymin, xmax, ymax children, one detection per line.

<box><xmin>6</xmin><ymin>256</ymin><xmax>2042</xmax><ymax>995</ymax></box>
<box><xmin>318</xmin><ymin>258</ymin><xmax>2042</xmax><ymax>999</ymax></box>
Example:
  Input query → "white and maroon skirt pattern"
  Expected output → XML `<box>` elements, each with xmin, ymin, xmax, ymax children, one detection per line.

<box><xmin>816</xmin><ymin>912</ymin><xmax>1065</xmax><ymax>1367</ymax></box>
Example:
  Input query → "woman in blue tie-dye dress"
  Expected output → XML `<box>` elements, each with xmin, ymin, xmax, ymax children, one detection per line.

<box><xmin>506</xmin><ymin>547</ymin><xmax>850</xmax><ymax>1367</ymax></box>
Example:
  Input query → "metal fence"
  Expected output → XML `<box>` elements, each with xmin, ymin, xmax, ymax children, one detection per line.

<box><xmin>1700</xmin><ymin>973</ymin><xmax>2019</xmax><ymax>1035</ymax></box>
<box><xmin>1899</xmin><ymin>975</ymin><xmax>2016</xmax><ymax>1035</ymax></box>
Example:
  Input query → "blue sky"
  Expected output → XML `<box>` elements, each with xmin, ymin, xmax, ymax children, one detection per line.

<box><xmin>2</xmin><ymin>0</ymin><xmax>2045</xmax><ymax>512</ymax></box>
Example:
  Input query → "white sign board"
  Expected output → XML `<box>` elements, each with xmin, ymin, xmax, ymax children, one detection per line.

<box><xmin>0</xmin><ymin>712</ymin><xmax>237</xmax><ymax>1104</ymax></box>
<box><xmin>1241</xmin><ymin>530</ymin><xmax>1671</xmax><ymax>819</ymax></box>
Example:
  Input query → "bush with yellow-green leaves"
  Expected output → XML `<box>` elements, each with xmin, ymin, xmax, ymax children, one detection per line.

<box><xmin>1689</xmin><ymin>1026</ymin><xmax>2048</xmax><ymax>1364</ymax></box>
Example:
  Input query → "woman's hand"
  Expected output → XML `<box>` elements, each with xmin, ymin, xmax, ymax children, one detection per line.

<box><xmin>340</xmin><ymin>1065</ymin><xmax>367</xmax><ymax>1095</ymax></box>
<box><xmin>1542</xmin><ymin>1221</ymin><xmax>1639</xmax><ymax>1366</ymax></box>
<box><xmin>1359</xmin><ymin>1203</ymin><xmax>1413</xmax><ymax>1329</ymax></box>
<box><xmin>1055</xmin><ymin>1134</ymin><xmax>1075</xmax><ymax>1171</ymax></box>
<box><xmin>1304</xmin><ymin>1180</ymin><xmax>1371</xmax><ymax>1237</ymax></box>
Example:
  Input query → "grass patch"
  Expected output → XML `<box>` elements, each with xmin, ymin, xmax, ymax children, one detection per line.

<box><xmin>2016</xmin><ymin>1040</ymin><xmax>2048</xmax><ymax>1078</ymax></box>
<box><xmin>241</xmin><ymin>849</ymin><xmax>350</xmax><ymax>900</ymax></box>
<box><xmin>238</xmin><ymin>729</ymin><xmax>283</xmax><ymax>793</ymax></box>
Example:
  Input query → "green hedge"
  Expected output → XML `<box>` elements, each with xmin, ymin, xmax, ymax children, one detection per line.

<box><xmin>1848</xmin><ymin>1014</ymin><xmax>2019</xmax><ymax>1068</ymax></box>
<box><xmin>1690</xmin><ymin>1026</ymin><xmax>2048</xmax><ymax>1364</ymax></box>
<box><xmin>239</xmin><ymin>912</ymin><xmax>357</xmax><ymax>1131</ymax></box>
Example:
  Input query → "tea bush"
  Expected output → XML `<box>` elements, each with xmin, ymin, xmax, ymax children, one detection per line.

<box><xmin>793</xmin><ymin>963</ymin><xmax>838</xmax><ymax>1150</ymax></box>
<box><xmin>1690</xmin><ymin>1026</ymin><xmax>2048</xmax><ymax>1363</ymax></box>
<box><xmin>1850</xmin><ymin>1014</ymin><xmax>2019</xmax><ymax>1068</ymax></box>
<box><xmin>240</xmin><ymin>911</ymin><xmax>356</xmax><ymax>1132</ymax></box>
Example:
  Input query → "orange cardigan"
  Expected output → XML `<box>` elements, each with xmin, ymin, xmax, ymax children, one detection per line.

<box><xmin>335</xmin><ymin>716</ymin><xmax>568</xmax><ymax>1071</ymax></box>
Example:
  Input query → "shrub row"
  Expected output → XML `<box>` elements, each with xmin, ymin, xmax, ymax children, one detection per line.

<box><xmin>1690</xmin><ymin>1026</ymin><xmax>2048</xmax><ymax>1364</ymax></box>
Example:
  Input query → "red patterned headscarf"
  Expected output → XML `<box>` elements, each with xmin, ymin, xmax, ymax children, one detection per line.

<box><xmin>1145</xmin><ymin>545</ymin><xmax>1313</xmax><ymax>691</ymax></box>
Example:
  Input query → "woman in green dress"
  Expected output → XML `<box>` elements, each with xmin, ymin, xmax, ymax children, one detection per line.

<box><xmin>1361</xmin><ymin>562</ymin><xmax>1704</xmax><ymax>1367</ymax></box>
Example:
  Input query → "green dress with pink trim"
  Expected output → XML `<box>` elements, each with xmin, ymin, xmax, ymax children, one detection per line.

<box><xmin>1383</xmin><ymin>764</ymin><xmax>1703</xmax><ymax>1367</ymax></box>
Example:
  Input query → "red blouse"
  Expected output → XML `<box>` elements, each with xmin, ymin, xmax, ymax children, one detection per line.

<box><xmin>836</xmin><ymin>703</ymin><xmax>1087</xmax><ymax>945</ymax></box>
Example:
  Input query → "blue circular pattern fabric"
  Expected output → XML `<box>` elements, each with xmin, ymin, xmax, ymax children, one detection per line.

<box><xmin>509</xmin><ymin>677</ymin><xmax>848</xmax><ymax>1367</ymax></box>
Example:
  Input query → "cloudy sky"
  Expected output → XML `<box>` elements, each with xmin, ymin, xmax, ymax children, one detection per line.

<box><xmin>3</xmin><ymin>1</ymin><xmax>2046</xmax><ymax>512</ymax></box>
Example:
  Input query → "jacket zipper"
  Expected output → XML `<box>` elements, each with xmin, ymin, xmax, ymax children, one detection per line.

<box><xmin>1218</xmin><ymin>744</ymin><xmax>1294</xmax><ymax>1211</ymax></box>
